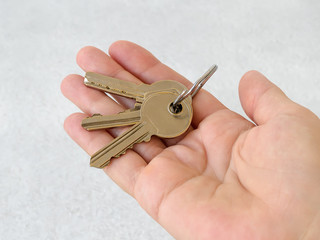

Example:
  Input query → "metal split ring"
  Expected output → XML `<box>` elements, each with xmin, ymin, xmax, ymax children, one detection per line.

<box><xmin>172</xmin><ymin>64</ymin><xmax>218</xmax><ymax>108</ymax></box>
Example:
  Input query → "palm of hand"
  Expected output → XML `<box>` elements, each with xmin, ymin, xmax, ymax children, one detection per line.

<box><xmin>145</xmin><ymin>111</ymin><xmax>318</xmax><ymax>239</ymax></box>
<box><xmin>62</xmin><ymin>41</ymin><xmax>320</xmax><ymax>239</ymax></box>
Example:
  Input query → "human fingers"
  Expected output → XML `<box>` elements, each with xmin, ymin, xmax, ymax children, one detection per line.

<box><xmin>238</xmin><ymin>70</ymin><xmax>313</xmax><ymax>125</ymax></box>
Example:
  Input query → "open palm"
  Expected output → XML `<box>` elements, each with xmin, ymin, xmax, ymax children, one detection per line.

<box><xmin>61</xmin><ymin>41</ymin><xmax>320</xmax><ymax>239</ymax></box>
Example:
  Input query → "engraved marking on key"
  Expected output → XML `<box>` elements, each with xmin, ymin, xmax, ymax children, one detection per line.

<box><xmin>84</xmin><ymin>72</ymin><xmax>188</xmax><ymax>103</ymax></box>
<box><xmin>89</xmin><ymin>92</ymin><xmax>192</xmax><ymax>168</ymax></box>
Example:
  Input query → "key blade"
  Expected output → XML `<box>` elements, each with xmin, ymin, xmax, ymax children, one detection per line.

<box><xmin>82</xmin><ymin>108</ymin><xmax>141</xmax><ymax>130</ymax></box>
<box><xmin>84</xmin><ymin>72</ymin><xmax>190</xmax><ymax>103</ymax></box>
<box><xmin>90</xmin><ymin>122</ymin><xmax>154</xmax><ymax>168</ymax></box>
<box><xmin>84</xmin><ymin>72</ymin><xmax>145</xmax><ymax>101</ymax></box>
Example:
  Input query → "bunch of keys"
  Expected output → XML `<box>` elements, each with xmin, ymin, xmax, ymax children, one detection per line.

<box><xmin>81</xmin><ymin>65</ymin><xmax>218</xmax><ymax>168</ymax></box>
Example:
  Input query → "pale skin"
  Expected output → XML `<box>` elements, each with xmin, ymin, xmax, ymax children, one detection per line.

<box><xmin>61</xmin><ymin>41</ymin><xmax>320</xmax><ymax>240</ymax></box>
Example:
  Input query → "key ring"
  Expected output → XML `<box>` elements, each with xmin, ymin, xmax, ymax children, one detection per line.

<box><xmin>172</xmin><ymin>64</ymin><xmax>218</xmax><ymax>109</ymax></box>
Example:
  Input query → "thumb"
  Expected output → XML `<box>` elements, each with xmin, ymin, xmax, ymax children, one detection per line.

<box><xmin>239</xmin><ymin>70</ymin><xmax>299</xmax><ymax>125</ymax></box>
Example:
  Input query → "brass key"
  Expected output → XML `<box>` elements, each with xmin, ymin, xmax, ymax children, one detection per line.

<box><xmin>82</xmin><ymin>65</ymin><xmax>217</xmax><ymax>168</ymax></box>
<box><xmin>84</xmin><ymin>72</ymin><xmax>187</xmax><ymax>103</ymax></box>
<box><xmin>89</xmin><ymin>91</ymin><xmax>192</xmax><ymax>168</ymax></box>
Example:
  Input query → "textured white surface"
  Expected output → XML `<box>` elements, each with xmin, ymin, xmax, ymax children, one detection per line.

<box><xmin>1</xmin><ymin>0</ymin><xmax>319</xmax><ymax>239</ymax></box>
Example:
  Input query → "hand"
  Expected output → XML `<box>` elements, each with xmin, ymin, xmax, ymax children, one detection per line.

<box><xmin>61</xmin><ymin>41</ymin><xmax>320</xmax><ymax>239</ymax></box>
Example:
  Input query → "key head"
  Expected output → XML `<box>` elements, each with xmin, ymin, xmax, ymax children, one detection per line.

<box><xmin>141</xmin><ymin>92</ymin><xmax>193</xmax><ymax>138</ymax></box>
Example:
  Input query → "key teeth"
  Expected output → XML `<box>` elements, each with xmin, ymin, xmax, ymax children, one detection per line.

<box><xmin>90</xmin><ymin>135</ymin><xmax>152</xmax><ymax>168</ymax></box>
<box><xmin>112</xmin><ymin>134</ymin><xmax>151</xmax><ymax>158</ymax></box>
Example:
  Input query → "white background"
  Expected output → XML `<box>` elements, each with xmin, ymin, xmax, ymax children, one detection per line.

<box><xmin>1</xmin><ymin>0</ymin><xmax>319</xmax><ymax>239</ymax></box>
